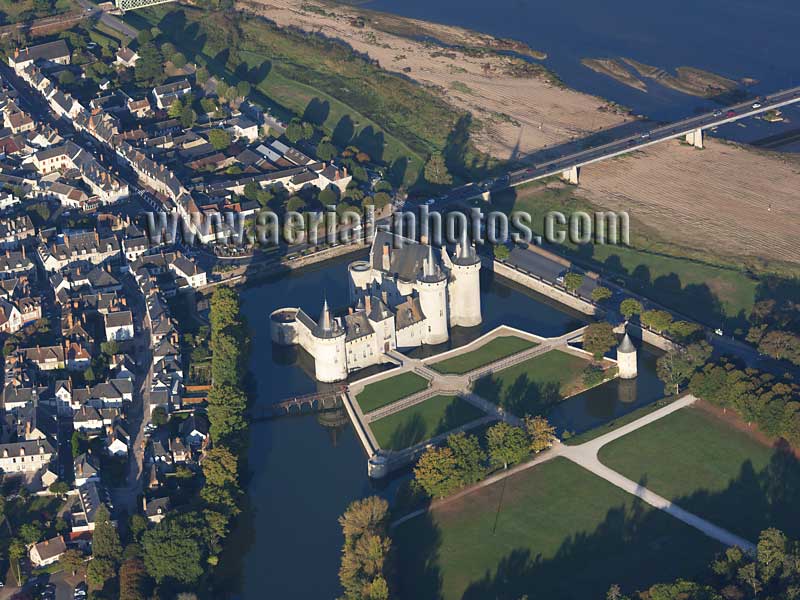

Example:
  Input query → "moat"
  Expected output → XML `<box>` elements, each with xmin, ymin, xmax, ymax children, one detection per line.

<box><xmin>218</xmin><ymin>255</ymin><xmax>665</xmax><ymax>599</ymax></box>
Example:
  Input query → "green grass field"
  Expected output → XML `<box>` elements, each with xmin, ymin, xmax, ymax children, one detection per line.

<box><xmin>598</xmin><ymin>406</ymin><xmax>800</xmax><ymax>540</ymax></box>
<box><xmin>490</xmin><ymin>183</ymin><xmax>759</xmax><ymax>323</ymax></box>
<box><xmin>355</xmin><ymin>372</ymin><xmax>430</xmax><ymax>413</ymax></box>
<box><xmin>370</xmin><ymin>395</ymin><xmax>486</xmax><ymax>450</ymax></box>
<box><xmin>393</xmin><ymin>458</ymin><xmax>721</xmax><ymax>600</ymax></box>
<box><xmin>472</xmin><ymin>349</ymin><xmax>590</xmax><ymax>416</ymax></box>
<box><xmin>429</xmin><ymin>336</ymin><xmax>536</xmax><ymax>375</ymax></box>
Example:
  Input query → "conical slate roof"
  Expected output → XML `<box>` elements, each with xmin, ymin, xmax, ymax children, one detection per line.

<box><xmin>618</xmin><ymin>332</ymin><xmax>636</xmax><ymax>354</ymax></box>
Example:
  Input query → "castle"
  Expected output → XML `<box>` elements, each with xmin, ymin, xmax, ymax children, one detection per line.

<box><xmin>270</xmin><ymin>231</ymin><xmax>482</xmax><ymax>382</ymax></box>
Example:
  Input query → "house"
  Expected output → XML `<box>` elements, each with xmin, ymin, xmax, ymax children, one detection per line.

<box><xmin>20</xmin><ymin>345</ymin><xmax>65</xmax><ymax>371</ymax></box>
<box><xmin>152</xmin><ymin>79</ymin><xmax>191</xmax><ymax>110</ymax></box>
<box><xmin>73</xmin><ymin>452</ymin><xmax>100</xmax><ymax>486</ymax></box>
<box><xmin>104</xmin><ymin>310</ymin><xmax>134</xmax><ymax>341</ymax></box>
<box><xmin>144</xmin><ymin>497</ymin><xmax>170</xmax><ymax>524</ymax></box>
<box><xmin>71</xmin><ymin>481</ymin><xmax>113</xmax><ymax>532</ymax></box>
<box><xmin>37</xmin><ymin>231</ymin><xmax>121</xmax><ymax>272</ymax></box>
<box><xmin>115</xmin><ymin>47</ymin><xmax>139</xmax><ymax>68</ymax></box>
<box><xmin>126</xmin><ymin>97</ymin><xmax>151</xmax><ymax>118</ymax></box>
<box><xmin>180</xmin><ymin>413</ymin><xmax>209</xmax><ymax>447</ymax></box>
<box><xmin>73</xmin><ymin>406</ymin><xmax>104</xmax><ymax>433</ymax></box>
<box><xmin>9</xmin><ymin>41</ymin><xmax>71</xmax><ymax>73</ymax></box>
<box><xmin>0</xmin><ymin>438</ymin><xmax>55</xmax><ymax>474</ymax></box>
<box><xmin>0</xmin><ymin>298</ymin><xmax>22</xmax><ymax>333</ymax></box>
<box><xmin>29</xmin><ymin>536</ymin><xmax>66</xmax><ymax>567</ymax></box>
<box><xmin>0</xmin><ymin>248</ymin><xmax>34</xmax><ymax>279</ymax></box>
<box><xmin>105</xmin><ymin>421</ymin><xmax>130</xmax><ymax>456</ymax></box>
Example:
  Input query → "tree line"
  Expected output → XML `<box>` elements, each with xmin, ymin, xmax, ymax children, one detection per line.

<box><xmin>608</xmin><ymin>528</ymin><xmax>800</xmax><ymax>600</ymax></box>
<box><xmin>414</xmin><ymin>416</ymin><xmax>557</xmax><ymax>499</ymax></box>
<box><xmin>87</xmin><ymin>287</ymin><xmax>250</xmax><ymax>598</ymax></box>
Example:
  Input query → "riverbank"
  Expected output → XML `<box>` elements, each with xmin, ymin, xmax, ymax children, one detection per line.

<box><xmin>234</xmin><ymin>0</ymin><xmax>630</xmax><ymax>159</ymax></box>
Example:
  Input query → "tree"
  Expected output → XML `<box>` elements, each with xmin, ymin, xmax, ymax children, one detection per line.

<box><xmin>317</xmin><ymin>140</ymin><xmax>337</xmax><ymax>161</ymax></box>
<box><xmin>373</xmin><ymin>191</ymin><xmax>391</xmax><ymax>210</ymax></box>
<box><xmin>137</xmin><ymin>29</ymin><xmax>152</xmax><ymax>45</ymax></box>
<box><xmin>493</xmin><ymin>245</ymin><xmax>510</xmax><ymax>260</ymax></box>
<box><xmin>87</xmin><ymin>557</ymin><xmax>116</xmax><ymax>588</ymax></box>
<box><xmin>338</xmin><ymin>497</ymin><xmax>392</xmax><ymax>600</ymax></box>
<box><xmin>172</xmin><ymin>52</ymin><xmax>187</xmax><ymax>68</ymax></box>
<box><xmin>49</xmin><ymin>481</ymin><xmax>70</xmax><ymax>497</ymax></box>
<box><xmin>236</xmin><ymin>80</ymin><xmax>251</xmax><ymax>97</ymax></box>
<box><xmin>135</xmin><ymin>43</ymin><xmax>163</xmax><ymax>85</ymax></box>
<box><xmin>285</xmin><ymin>120</ymin><xmax>304</xmax><ymax>144</ymax></box>
<box><xmin>196</xmin><ymin>66</ymin><xmax>209</xmax><ymax>84</ymax></box>
<box><xmin>619</xmin><ymin>298</ymin><xmax>643</xmax><ymax>320</ymax></box>
<box><xmin>9</xmin><ymin>538</ymin><xmax>25</xmax><ymax>585</ymax></box>
<box><xmin>168</xmin><ymin>98</ymin><xmax>184</xmax><ymax>119</ymax></box>
<box><xmin>424</xmin><ymin>153</ymin><xmax>452</xmax><ymax>185</ymax></box>
<box><xmin>525</xmin><ymin>415</ymin><xmax>557</xmax><ymax>453</ymax></box>
<box><xmin>757</xmin><ymin>528</ymin><xmax>788</xmax><ymax>584</ymax></box>
<box><xmin>61</xmin><ymin>549</ymin><xmax>85</xmax><ymax>576</ymax></box>
<box><xmin>119</xmin><ymin>556</ymin><xmax>147</xmax><ymax>600</ymax></box>
<box><xmin>151</xmin><ymin>406</ymin><xmax>168</xmax><ymax>427</ymax></box>
<box><xmin>486</xmin><ymin>422</ymin><xmax>529</xmax><ymax>469</ymax></box>
<box><xmin>58</xmin><ymin>70</ymin><xmax>75</xmax><ymax>86</ymax></box>
<box><xmin>202</xmin><ymin>446</ymin><xmax>239</xmax><ymax>488</ymax></box>
<box><xmin>583</xmin><ymin>322</ymin><xmax>617</xmax><ymax>360</ymax></box>
<box><xmin>413</xmin><ymin>446</ymin><xmax>460</xmax><ymax>498</ymax></box>
<box><xmin>668</xmin><ymin>320</ymin><xmax>703</xmax><ymax>342</ymax></box>
<box><xmin>19</xmin><ymin>521</ymin><xmax>43</xmax><ymax>544</ymax></box>
<box><xmin>318</xmin><ymin>187</ymin><xmax>338</xmax><ymax>205</ymax></box>
<box><xmin>656</xmin><ymin>342</ymin><xmax>710</xmax><ymax>396</ymax></box>
<box><xmin>180</xmin><ymin>105</ymin><xmax>197</xmax><ymax>129</ymax></box>
<box><xmin>129</xmin><ymin>514</ymin><xmax>149</xmax><ymax>541</ymax></box>
<box><xmin>208</xmin><ymin>128</ymin><xmax>231</xmax><ymax>151</ymax></box>
<box><xmin>92</xmin><ymin>505</ymin><xmax>122</xmax><ymax>564</ymax></box>
<box><xmin>591</xmin><ymin>286</ymin><xmax>612</xmax><ymax>303</ymax></box>
<box><xmin>641</xmin><ymin>309</ymin><xmax>673</xmax><ymax>332</ymax></box>
<box><xmin>286</xmin><ymin>196</ymin><xmax>306</xmax><ymax>213</ymax></box>
<box><xmin>142</xmin><ymin>518</ymin><xmax>205</xmax><ymax>584</ymax></box>
<box><xmin>447</xmin><ymin>432</ymin><xmax>487</xmax><ymax>486</ymax></box>
<box><xmin>564</xmin><ymin>272</ymin><xmax>584</xmax><ymax>293</ymax></box>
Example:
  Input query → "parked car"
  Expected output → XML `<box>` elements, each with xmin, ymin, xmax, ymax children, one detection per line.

<box><xmin>752</xmin><ymin>102</ymin><xmax>762</xmax><ymax>109</ymax></box>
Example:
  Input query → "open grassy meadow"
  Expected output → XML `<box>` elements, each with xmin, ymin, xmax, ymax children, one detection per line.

<box><xmin>472</xmin><ymin>349</ymin><xmax>590</xmax><ymax>415</ymax></box>
<box><xmin>490</xmin><ymin>183</ymin><xmax>758</xmax><ymax>325</ymax></box>
<box><xmin>393</xmin><ymin>457</ymin><xmax>721</xmax><ymax>600</ymax></box>
<box><xmin>598</xmin><ymin>405</ymin><xmax>799</xmax><ymax>540</ymax></box>
<box><xmin>429</xmin><ymin>336</ymin><xmax>536</xmax><ymax>375</ymax></box>
<box><xmin>370</xmin><ymin>395</ymin><xmax>486</xmax><ymax>450</ymax></box>
<box><xmin>355</xmin><ymin>372</ymin><xmax>429</xmax><ymax>413</ymax></box>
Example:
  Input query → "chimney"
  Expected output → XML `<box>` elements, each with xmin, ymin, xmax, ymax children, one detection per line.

<box><xmin>365</xmin><ymin>296</ymin><xmax>372</xmax><ymax>314</ymax></box>
<box><xmin>21</xmin><ymin>245</ymin><xmax>25</xmax><ymax>259</ymax></box>
<box><xmin>381</xmin><ymin>291</ymin><xmax>388</xmax><ymax>305</ymax></box>
<box><xmin>382</xmin><ymin>244</ymin><xmax>391</xmax><ymax>271</ymax></box>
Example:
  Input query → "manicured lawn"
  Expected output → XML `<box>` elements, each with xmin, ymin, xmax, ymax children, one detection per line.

<box><xmin>563</xmin><ymin>396</ymin><xmax>681</xmax><ymax>445</ymax></box>
<box><xmin>370</xmin><ymin>395</ymin><xmax>486</xmax><ymax>451</ymax></box>
<box><xmin>472</xmin><ymin>349</ymin><xmax>590</xmax><ymax>416</ymax></box>
<box><xmin>598</xmin><ymin>406</ymin><xmax>797</xmax><ymax>540</ymax></box>
<box><xmin>429</xmin><ymin>336</ymin><xmax>536</xmax><ymax>375</ymax></box>
<box><xmin>393</xmin><ymin>458</ymin><xmax>721</xmax><ymax>600</ymax></box>
<box><xmin>356</xmin><ymin>372</ymin><xmax>429</xmax><ymax>413</ymax></box>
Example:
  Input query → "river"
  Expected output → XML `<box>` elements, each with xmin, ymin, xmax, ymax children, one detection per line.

<box><xmin>359</xmin><ymin>0</ymin><xmax>800</xmax><ymax>151</ymax></box>
<box><xmin>220</xmin><ymin>255</ymin><xmax>665</xmax><ymax>599</ymax></box>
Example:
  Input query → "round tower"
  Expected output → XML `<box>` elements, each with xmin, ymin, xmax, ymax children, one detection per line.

<box><xmin>347</xmin><ymin>260</ymin><xmax>372</xmax><ymax>304</ymax></box>
<box><xmin>617</xmin><ymin>331</ymin><xmax>638</xmax><ymax>379</ymax></box>
<box><xmin>311</xmin><ymin>299</ymin><xmax>348</xmax><ymax>382</ymax></box>
<box><xmin>448</xmin><ymin>232</ymin><xmax>482</xmax><ymax>328</ymax></box>
<box><xmin>416</xmin><ymin>245</ymin><xmax>449</xmax><ymax>345</ymax></box>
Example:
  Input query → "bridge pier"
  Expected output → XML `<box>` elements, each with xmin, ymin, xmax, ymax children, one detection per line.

<box><xmin>561</xmin><ymin>165</ymin><xmax>580</xmax><ymax>185</ymax></box>
<box><xmin>685</xmin><ymin>128</ymin><xmax>704</xmax><ymax>149</ymax></box>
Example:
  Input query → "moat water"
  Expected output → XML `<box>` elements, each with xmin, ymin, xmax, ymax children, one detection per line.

<box><xmin>360</xmin><ymin>0</ymin><xmax>800</xmax><ymax>151</ymax></box>
<box><xmin>220</xmin><ymin>255</ymin><xmax>665</xmax><ymax>599</ymax></box>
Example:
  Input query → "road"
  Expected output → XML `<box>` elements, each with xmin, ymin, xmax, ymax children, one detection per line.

<box><xmin>74</xmin><ymin>0</ymin><xmax>138</xmax><ymax>39</ymax></box>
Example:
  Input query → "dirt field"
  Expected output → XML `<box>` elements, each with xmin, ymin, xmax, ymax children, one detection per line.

<box><xmin>237</xmin><ymin>0</ymin><xmax>629</xmax><ymax>158</ymax></box>
<box><xmin>575</xmin><ymin>138</ymin><xmax>800</xmax><ymax>268</ymax></box>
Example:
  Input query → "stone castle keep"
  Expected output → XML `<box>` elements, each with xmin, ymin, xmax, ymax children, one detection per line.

<box><xmin>270</xmin><ymin>231</ymin><xmax>482</xmax><ymax>382</ymax></box>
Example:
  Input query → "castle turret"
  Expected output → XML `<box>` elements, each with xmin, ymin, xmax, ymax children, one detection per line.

<box><xmin>311</xmin><ymin>298</ymin><xmax>348</xmax><ymax>382</ymax></box>
<box><xmin>447</xmin><ymin>231</ymin><xmax>482</xmax><ymax>327</ymax></box>
<box><xmin>416</xmin><ymin>245</ymin><xmax>449</xmax><ymax>345</ymax></box>
<box><xmin>617</xmin><ymin>331</ymin><xmax>638</xmax><ymax>379</ymax></box>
